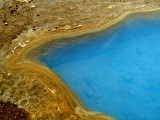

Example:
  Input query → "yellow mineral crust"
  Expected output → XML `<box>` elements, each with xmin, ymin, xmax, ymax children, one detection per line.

<box><xmin>0</xmin><ymin>0</ymin><xmax>160</xmax><ymax>120</ymax></box>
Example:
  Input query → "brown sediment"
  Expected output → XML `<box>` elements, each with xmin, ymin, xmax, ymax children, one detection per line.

<box><xmin>0</xmin><ymin>0</ymin><xmax>160</xmax><ymax>120</ymax></box>
<box><xmin>0</xmin><ymin>0</ymin><xmax>34</xmax><ymax>49</ymax></box>
<box><xmin>0</xmin><ymin>101</ymin><xmax>30</xmax><ymax>120</ymax></box>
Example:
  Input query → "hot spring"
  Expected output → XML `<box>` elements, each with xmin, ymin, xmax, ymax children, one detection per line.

<box><xmin>38</xmin><ymin>12</ymin><xmax>160</xmax><ymax>120</ymax></box>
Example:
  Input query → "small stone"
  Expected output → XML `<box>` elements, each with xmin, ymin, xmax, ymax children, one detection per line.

<box><xmin>25</xmin><ymin>40</ymin><xmax>30</xmax><ymax>43</ymax></box>
<box><xmin>7</xmin><ymin>72</ymin><xmax>11</xmax><ymax>76</ymax></box>
<box><xmin>31</xmin><ymin>4</ymin><xmax>35</xmax><ymax>8</ymax></box>
<box><xmin>76</xmin><ymin>25</ymin><xmax>82</xmax><ymax>28</ymax></box>
<box><xmin>57</xmin><ymin>106</ymin><xmax>60</xmax><ymax>111</ymax></box>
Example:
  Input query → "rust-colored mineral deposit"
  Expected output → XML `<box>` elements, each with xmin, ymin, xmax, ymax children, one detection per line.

<box><xmin>0</xmin><ymin>0</ymin><xmax>160</xmax><ymax>120</ymax></box>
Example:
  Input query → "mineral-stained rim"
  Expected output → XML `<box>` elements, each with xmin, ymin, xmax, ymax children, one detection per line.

<box><xmin>7</xmin><ymin>8</ymin><xmax>160</xmax><ymax>120</ymax></box>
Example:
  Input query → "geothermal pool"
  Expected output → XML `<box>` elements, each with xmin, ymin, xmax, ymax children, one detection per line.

<box><xmin>39</xmin><ymin>13</ymin><xmax>160</xmax><ymax>120</ymax></box>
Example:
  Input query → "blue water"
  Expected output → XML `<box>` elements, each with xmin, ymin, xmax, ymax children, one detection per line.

<box><xmin>39</xmin><ymin>13</ymin><xmax>160</xmax><ymax>120</ymax></box>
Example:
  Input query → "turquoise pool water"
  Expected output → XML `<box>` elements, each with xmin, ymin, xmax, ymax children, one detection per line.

<box><xmin>39</xmin><ymin>13</ymin><xmax>160</xmax><ymax>120</ymax></box>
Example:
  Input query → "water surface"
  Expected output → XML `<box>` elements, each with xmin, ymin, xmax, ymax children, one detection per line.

<box><xmin>39</xmin><ymin>12</ymin><xmax>160</xmax><ymax>120</ymax></box>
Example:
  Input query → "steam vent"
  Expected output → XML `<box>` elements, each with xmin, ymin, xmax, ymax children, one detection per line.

<box><xmin>0</xmin><ymin>0</ymin><xmax>160</xmax><ymax>120</ymax></box>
